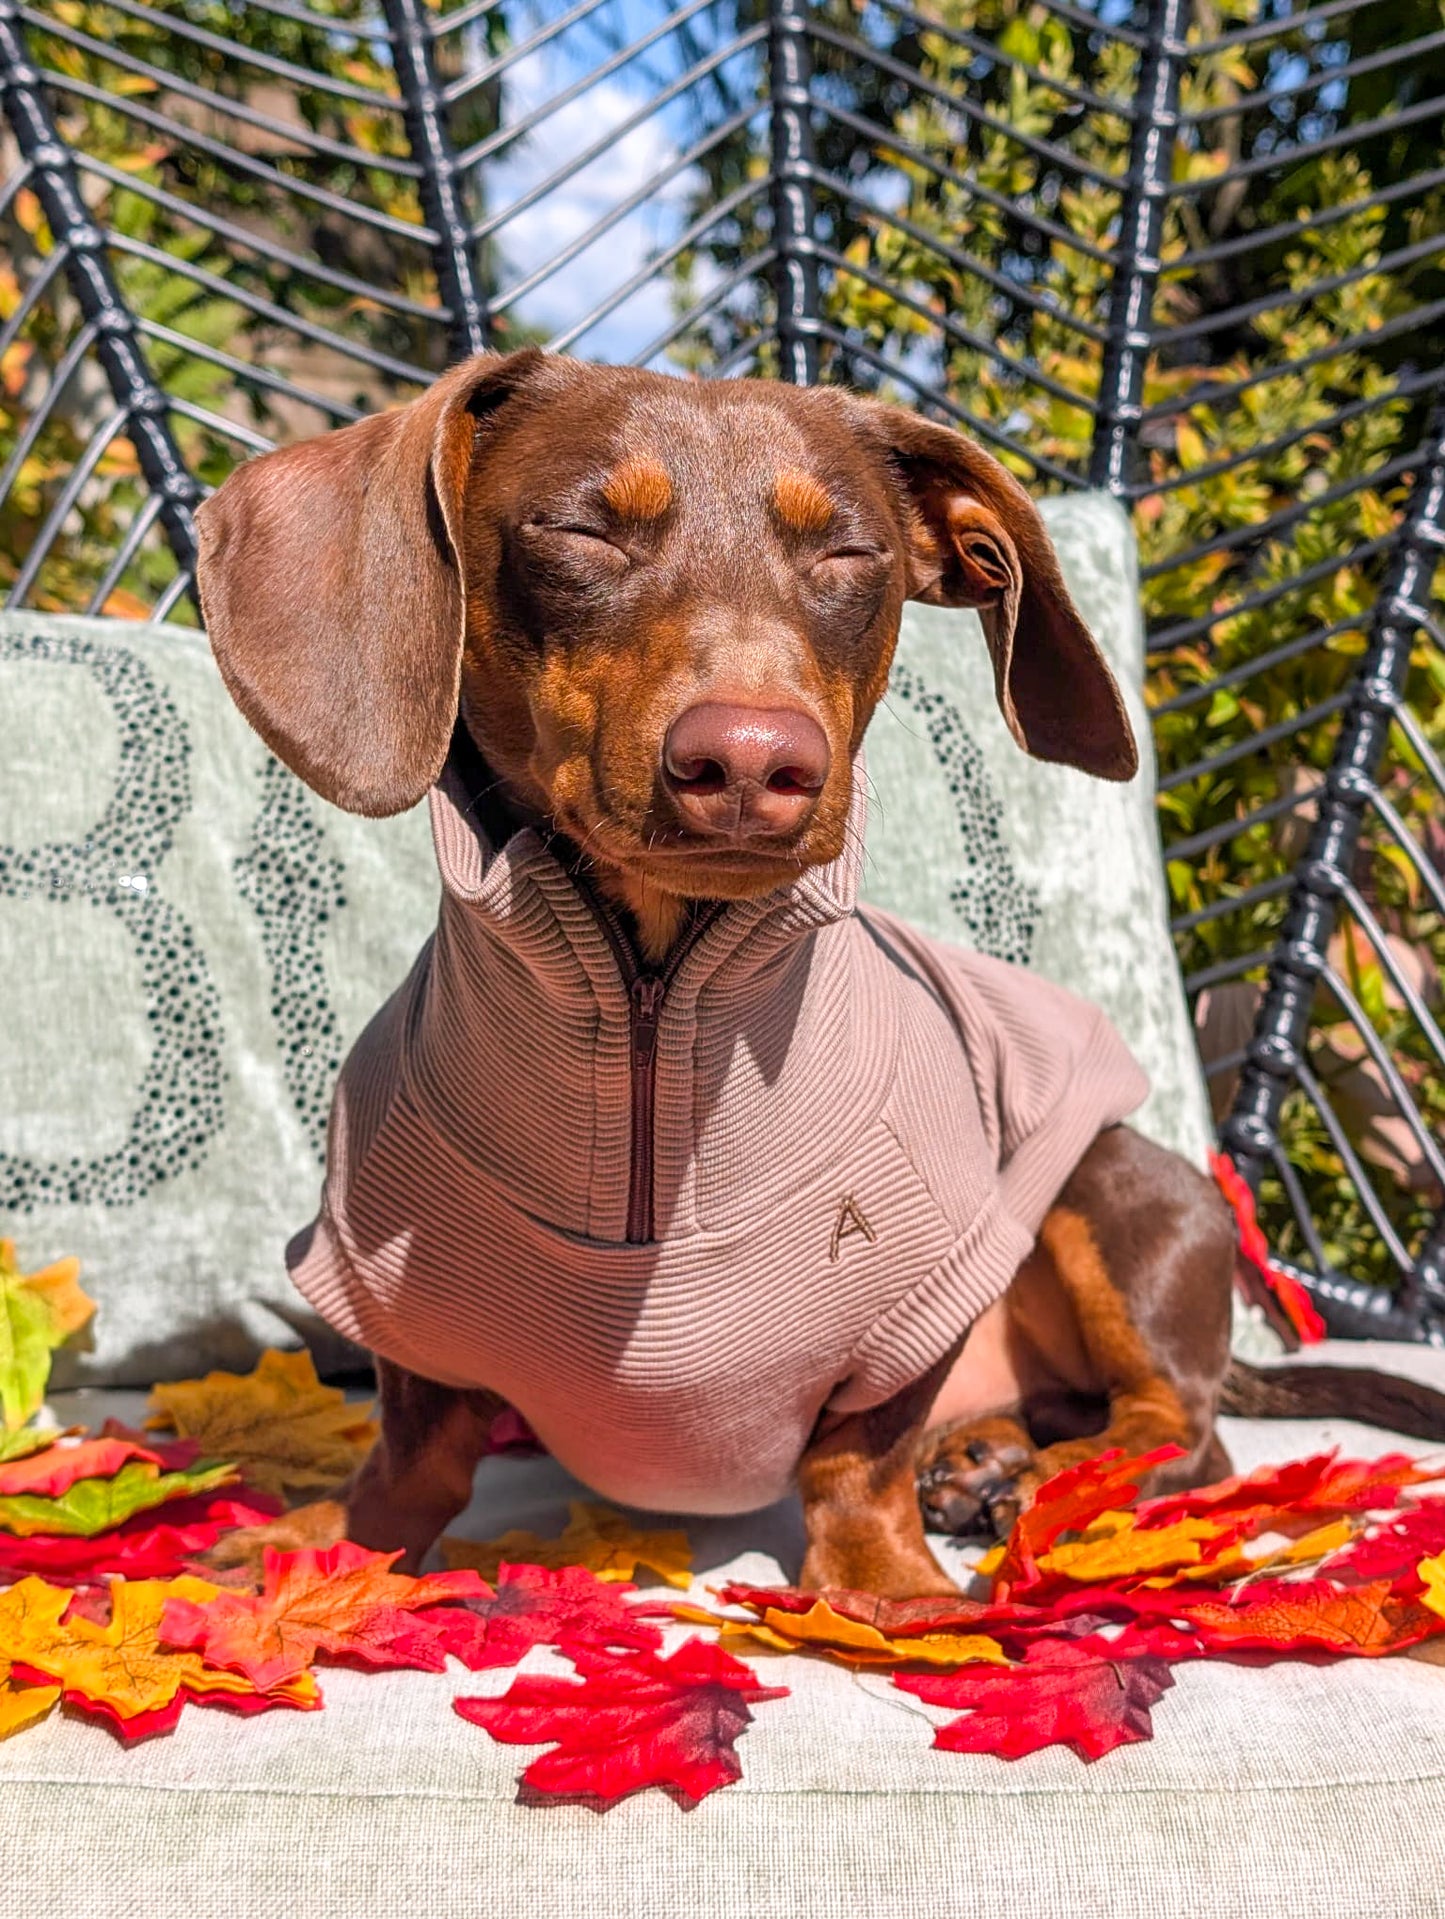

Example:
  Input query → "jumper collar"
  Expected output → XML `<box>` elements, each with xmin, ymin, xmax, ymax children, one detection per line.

<box><xmin>439</xmin><ymin>716</ymin><xmax>867</xmax><ymax>964</ymax></box>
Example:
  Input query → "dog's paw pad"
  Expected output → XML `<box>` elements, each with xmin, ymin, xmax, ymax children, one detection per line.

<box><xmin>917</xmin><ymin>1438</ymin><xmax>1035</xmax><ymax>1540</ymax></box>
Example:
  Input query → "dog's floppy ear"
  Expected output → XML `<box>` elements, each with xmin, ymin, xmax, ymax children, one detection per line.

<box><xmin>196</xmin><ymin>348</ymin><xmax>550</xmax><ymax>816</ymax></box>
<box><xmin>850</xmin><ymin>399</ymin><xmax>1137</xmax><ymax>782</ymax></box>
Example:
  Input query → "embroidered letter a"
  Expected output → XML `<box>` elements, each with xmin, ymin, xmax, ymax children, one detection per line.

<box><xmin>829</xmin><ymin>1195</ymin><xmax>877</xmax><ymax>1262</ymax></box>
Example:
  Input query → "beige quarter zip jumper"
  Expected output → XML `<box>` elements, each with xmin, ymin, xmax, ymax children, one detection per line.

<box><xmin>288</xmin><ymin>754</ymin><xmax>1148</xmax><ymax>1515</ymax></box>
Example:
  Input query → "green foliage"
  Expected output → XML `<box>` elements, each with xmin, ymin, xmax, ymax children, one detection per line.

<box><xmin>798</xmin><ymin>0</ymin><xmax>1445</xmax><ymax>1285</ymax></box>
<box><xmin>676</xmin><ymin>0</ymin><xmax>1445</xmax><ymax>1285</ymax></box>
<box><xmin>0</xmin><ymin>0</ymin><xmax>486</xmax><ymax>615</ymax></box>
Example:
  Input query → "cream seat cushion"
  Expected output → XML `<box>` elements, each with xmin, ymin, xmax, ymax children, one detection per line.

<box><xmin>4</xmin><ymin>1339</ymin><xmax>1443</xmax><ymax>1919</ymax></box>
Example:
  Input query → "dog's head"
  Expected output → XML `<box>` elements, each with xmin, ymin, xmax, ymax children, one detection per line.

<box><xmin>198</xmin><ymin>351</ymin><xmax>1134</xmax><ymax>914</ymax></box>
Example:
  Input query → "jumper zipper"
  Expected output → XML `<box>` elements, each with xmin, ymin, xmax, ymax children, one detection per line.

<box><xmin>583</xmin><ymin>887</ymin><xmax>720</xmax><ymax>1245</ymax></box>
<box><xmin>627</xmin><ymin>975</ymin><xmax>665</xmax><ymax>1242</ymax></box>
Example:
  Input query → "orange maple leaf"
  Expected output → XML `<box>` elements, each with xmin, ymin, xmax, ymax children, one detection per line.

<box><xmin>0</xmin><ymin>1673</ymin><xmax>61</xmax><ymax>1741</ymax></box>
<box><xmin>1158</xmin><ymin>1577</ymin><xmax>1434</xmax><ymax>1656</ymax></box>
<box><xmin>0</xmin><ymin>1575</ymin><xmax>319</xmax><ymax>1728</ymax></box>
<box><xmin>688</xmin><ymin>1595</ymin><xmax>1009</xmax><ymax>1670</ymax></box>
<box><xmin>160</xmin><ymin>1540</ymin><xmax>488</xmax><ymax>1690</ymax></box>
<box><xmin>145</xmin><ymin>1349</ymin><xmax>377</xmax><ymax>1501</ymax></box>
<box><xmin>442</xmin><ymin>1501</ymin><xmax>693</xmax><ymax>1590</ymax></box>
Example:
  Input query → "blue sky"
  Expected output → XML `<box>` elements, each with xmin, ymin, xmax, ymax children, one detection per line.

<box><xmin>465</xmin><ymin>0</ymin><xmax>759</xmax><ymax>363</ymax></box>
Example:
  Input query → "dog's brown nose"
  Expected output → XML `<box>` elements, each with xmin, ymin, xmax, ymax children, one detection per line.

<box><xmin>662</xmin><ymin>702</ymin><xmax>830</xmax><ymax>838</ymax></box>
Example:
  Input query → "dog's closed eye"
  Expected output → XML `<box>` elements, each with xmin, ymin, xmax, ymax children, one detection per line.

<box><xmin>517</xmin><ymin>520</ymin><xmax>630</xmax><ymax>573</ymax></box>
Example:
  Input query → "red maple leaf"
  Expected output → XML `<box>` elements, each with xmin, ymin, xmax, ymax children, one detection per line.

<box><xmin>991</xmin><ymin>1446</ymin><xmax>1186</xmax><ymax>1598</ymax></box>
<box><xmin>160</xmin><ymin>1540</ymin><xmax>486</xmax><ymax>1689</ymax></box>
<box><xmin>897</xmin><ymin>1636</ymin><xmax>1175</xmax><ymax>1761</ymax></box>
<box><xmin>0</xmin><ymin>1495</ymin><xmax>281</xmax><ymax>1585</ymax></box>
<box><xmin>1135</xmin><ymin>1452</ymin><xmax>1437</xmax><ymax>1535</ymax></box>
<box><xmin>1324</xmin><ymin>1505</ymin><xmax>1445</xmax><ymax>1586</ymax></box>
<box><xmin>0</xmin><ymin>1436</ymin><xmax>168</xmax><ymax>1499</ymax></box>
<box><xmin>428</xmin><ymin>1563</ymin><xmax>662</xmax><ymax>1670</ymax></box>
<box><xmin>455</xmin><ymin>1638</ymin><xmax>789</xmax><ymax>1809</ymax></box>
<box><xmin>98</xmin><ymin>1419</ymin><xmax>206</xmax><ymax>1472</ymax></box>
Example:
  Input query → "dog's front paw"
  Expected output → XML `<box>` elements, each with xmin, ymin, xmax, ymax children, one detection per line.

<box><xmin>916</xmin><ymin>1420</ymin><xmax>1040</xmax><ymax>1540</ymax></box>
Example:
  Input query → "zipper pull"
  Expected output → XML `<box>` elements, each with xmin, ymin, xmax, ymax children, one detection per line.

<box><xmin>630</xmin><ymin>975</ymin><xmax>664</xmax><ymax>1061</ymax></box>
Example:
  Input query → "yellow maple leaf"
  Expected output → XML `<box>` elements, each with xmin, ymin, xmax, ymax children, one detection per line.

<box><xmin>1421</xmin><ymin>1553</ymin><xmax>1445</xmax><ymax>1625</ymax></box>
<box><xmin>10</xmin><ymin>1248</ymin><xmax>94</xmax><ymax>1344</ymax></box>
<box><xmin>0</xmin><ymin>1598</ymin><xmax>65</xmax><ymax>1738</ymax></box>
<box><xmin>1039</xmin><ymin>1511</ymin><xmax>1232</xmax><ymax>1583</ymax></box>
<box><xmin>145</xmin><ymin>1349</ymin><xmax>377</xmax><ymax>1501</ymax></box>
<box><xmin>0</xmin><ymin>1677</ymin><xmax>61</xmax><ymax>1740</ymax></box>
<box><xmin>1272</xmin><ymin>1517</ymin><xmax>1358</xmax><ymax>1569</ymax></box>
<box><xmin>441</xmin><ymin>1499</ymin><xmax>693</xmax><ymax>1589</ymax></box>
<box><xmin>731</xmin><ymin>1599</ymin><xmax>1008</xmax><ymax>1670</ymax></box>
<box><xmin>2</xmin><ymin>1575</ymin><xmax>319</xmax><ymax>1721</ymax></box>
<box><xmin>1142</xmin><ymin>1517</ymin><xmax>1362</xmax><ymax>1590</ymax></box>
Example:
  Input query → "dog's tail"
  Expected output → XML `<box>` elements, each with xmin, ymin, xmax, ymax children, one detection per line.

<box><xmin>1220</xmin><ymin>1357</ymin><xmax>1445</xmax><ymax>1442</ymax></box>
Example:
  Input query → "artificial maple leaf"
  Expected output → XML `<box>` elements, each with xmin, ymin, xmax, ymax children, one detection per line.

<box><xmin>0</xmin><ymin>1238</ymin><xmax>95</xmax><ymax>1432</ymax></box>
<box><xmin>0</xmin><ymin>1572</ymin><xmax>75</xmax><ymax>1649</ymax></box>
<box><xmin>1319</xmin><ymin>1505</ymin><xmax>1445</xmax><ymax>1586</ymax></box>
<box><xmin>1135</xmin><ymin>1452</ymin><xmax>1439</xmax><ymax>1537</ymax></box>
<box><xmin>455</xmin><ymin>1638</ymin><xmax>788</xmax><ymax>1809</ymax></box>
<box><xmin>0</xmin><ymin>1458</ymin><xmax>238</xmax><ymax>1538</ymax></box>
<box><xmin>708</xmin><ymin>1583</ymin><xmax>1172</xmax><ymax>1658</ymax></box>
<box><xmin>1144</xmin><ymin>1516</ymin><xmax>1362</xmax><ymax>1591</ymax></box>
<box><xmin>442</xmin><ymin>1501</ymin><xmax>693</xmax><ymax>1590</ymax></box>
<box><xmin>160</xmin><ymin>1539</ymin><xmax>488</xmax><ymax>1689</ymax></box>
<box><xmin>897</xmin><ymin>1636</ymin><xmax>1175</xmax><ymax>1761</ymax></box>
<box><xmin>98</xmin><ymin>1418</ymin><xmax>204</xmax><ymax>1471</ymax></box>
<box><xmin>55</xmin><ymin>1670</ymin><xmax>321</xmax><ymax>1744</ymax></box>
<box><xmin>1420</xmin><ymin>1554</ymin><xmax>1445</xmax><ymax>1624</ymax></box>
<box><xmin>145</xmin><ymin>1348</ymin><xmax>377</xmax><ymax>1501</ymax></box>
<box><xmin>0</xmin><ymin>1494</ymin><xmax>281</xmax><ymax>1585</ymax></box>
<box><xmin>990</xmin><ymin>1446</ymin><xmax>1186</xmax><ymax>1599</ymax></box>
<box><xmin>425</xmin><ymin>1563</ymin><xmax>662</xmax><ymax>1671</ymax></box>
<box><xmin>712</xmin><ymin>1582</ymin><xmax>993</xmax><ymax>1631</ymax></box>
<box><xmin>1128</xmin><ymin>1576</ymin><xmax>1434</xmax><ymax>1657</ymax></box>
<box><xmin>0</xmin><ymin>1611</ymin><xmax>64</xmax><ymax>1742</ymax></box>
<box><xmin>0</xmin><ymin>1425</ymin><xmax>76</xmax><ymax>1465</ymax></box>
<box><xmin>0</xmin><ymin>1673</ymin><xmax>60</xmax><ymax>1740</ymax></box>
<box><xmin>1037</xmin><ymin>1510</ymin><xmax>1242</xmax><ymax>1585</ymax></box>
<box><xmin>0</xmin><ymin>1435</ymin><xmax>166</xmax><ymax>1499</ymax></box>
<box><xmin>0</xmin><ymin>1574</ymin><xmax>319</xmax><ymax>1733</ymax></box>
<box><xmin>699</xmin><ymin>1595</ymin><xmax>1010</xmax><ymax>1670</ymax></box>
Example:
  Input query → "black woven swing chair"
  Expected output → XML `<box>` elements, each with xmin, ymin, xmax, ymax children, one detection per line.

<box><xmin>2</xmin><ymin>0</ymin><xmax>1443</xmax><ymax>1343</ymax></box>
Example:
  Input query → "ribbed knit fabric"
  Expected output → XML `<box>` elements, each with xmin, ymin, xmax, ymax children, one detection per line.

<box><xmin>288</xmin><ymin>755</ymin><xmax>1148</xmax><ymax>1514</ymax></box>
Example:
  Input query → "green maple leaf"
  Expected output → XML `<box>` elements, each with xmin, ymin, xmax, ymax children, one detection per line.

<box><xmin>0</xmin><ymin>1460</ymin><xmax>239</xmax><ymax>1539</ymax></box>
<box><xmin>0</xmin><ymin>1241</ymin><xmax>95</xmax><ymax>1433</ymax></box>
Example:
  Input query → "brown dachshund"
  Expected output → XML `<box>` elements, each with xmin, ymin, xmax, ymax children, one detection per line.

<box><xmin>197</xmin><ymin>350</ymin><xmax>1445</xmax><ymax>1598</ymax></box>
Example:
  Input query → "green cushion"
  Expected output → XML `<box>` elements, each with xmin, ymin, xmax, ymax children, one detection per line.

<box><xmin>0</xmin><ymin>609</ymin><xmax>436</xmax><ymax>1384</ymax></box>
<box><xmin>0</xmin><ymin>492</ymin><xmax>1211</xmax><ymax>1387</ymax></box>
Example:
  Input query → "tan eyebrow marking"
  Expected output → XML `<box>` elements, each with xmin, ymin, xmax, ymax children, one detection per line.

<box><xmin>602</xmin><ymin>457</ymin><xmax>673</xmax><ymax>521</ymax></box>
<box><xmin>772</xmin><ymin>469</ymin><xmax>835</xmax><ymax>534</ymax></box>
